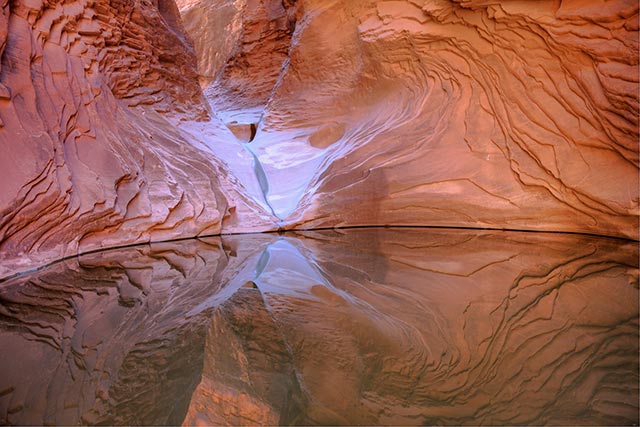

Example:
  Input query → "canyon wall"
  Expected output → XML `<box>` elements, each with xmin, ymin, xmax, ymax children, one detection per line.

<box><xmin>0</xmin><ymin>0</ymin><xmax>638</xmax><ymax>278</ymax></box>
<box><xmin>0</xmin><ymin>0</ymin><xmax>275</xmax><ymax>278</ymax></box>
<box><xmin>182</xmin><ymin>0</ymin><xmax>639</xmax><ymax>239</ymax></box>
<box><xmin>0</xmin><ymin>237</ymin><xmax>245</xmax><ymax>425</ymax></box>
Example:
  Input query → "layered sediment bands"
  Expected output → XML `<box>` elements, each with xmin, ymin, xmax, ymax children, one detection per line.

<box><xmin>0</xmin><ymin>237</ymin><xmax>256</xmax><ymax>425</ymax></box>
<box><xmin>2</xmin><ymin>0</ymin><xmax>637</xmax><ymax>278</ymax></box>
<box><xmin>0</xmin><ymin>229</ymin><xmax>637</xmax><ymax>425</ymax></box>
<box><xmin>178</xmin><ymin>0</ymin><xmax>299</xmax><ymax>122</ymax></box>
<box><xmin>189</xmin><ymin>229</ymin><xmax>639</xmax><ymax>425</ymax></box>
<box><xmin>0</xmin><ymin>0</ymin><xmax>276</xmax><ymax>278</ymax></box>
<box><xmin>181</xmin><ymin>0</ymin><xmax>639</xmax><ymax>238</ymax></box>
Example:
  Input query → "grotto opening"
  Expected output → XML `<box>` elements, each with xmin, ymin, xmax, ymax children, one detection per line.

<box><xmin>0</xmin><ymin>0</ymin><xmax>638</xmax><ymax>425</ymax></box>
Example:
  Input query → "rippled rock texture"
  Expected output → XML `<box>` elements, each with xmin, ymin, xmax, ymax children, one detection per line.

<box><xmin>0</xmin><ymin>0</ymin><xmax>277</xmax><ymax>278</ymax></box>
<box><xmin>0</xmin><ymin>237</ymin><xmax>252</xmax><ymax>425</ymax></box>
<box><xmin>1</xmin><ymin>229</ymin><xmax>637</xmax><ymax>425</ymax></box>
<box><xmin>1</xmin><ymin>0</ymin><xmax>638</xmax><ymax>288</ymax></box>
<box><xmin>180</xmin><ymin>0</ymin><xmax>639</xmax><ymax>239</ymax></box>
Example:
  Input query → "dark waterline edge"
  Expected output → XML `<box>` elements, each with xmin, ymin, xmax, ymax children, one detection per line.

<box><xmin>1</xmin><ymin>224</ymin><xmax>638</xmax><ymax>283</ymax></box>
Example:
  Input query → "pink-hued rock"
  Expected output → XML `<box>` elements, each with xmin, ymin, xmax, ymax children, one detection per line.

<box><xmin>181</xmin><ymin>0</ymin><xmax>639</xmax><ymax>239</ymax></box>
<box><xmin>1</xmin><ymin>229</ymin><xmax>635</xmax><ymax>425</ymax></box>
<box><xmin>0</xmin><ymin>0</ymin><xmax>638</xmax><ymax>278</ymax></box>
<box><xmin>0</xmin><ymin>0</ymin><xmax>277</xmax><ymax>278</ymax></box>
<box><xmin>185</xmin><ymin>229</ymin><xmax>639</xmax><ymax>425</ymax></box>
<box><xmin>177</xmin><ymin>0</ymin><xmax>298</xmax><ymax>122</ymax></box>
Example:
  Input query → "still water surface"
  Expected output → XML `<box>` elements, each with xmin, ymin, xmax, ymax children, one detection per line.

<box><xmin>0</xmin><ymin>228</ymin><xmax>638</xmax><ymax>426</ymax></box>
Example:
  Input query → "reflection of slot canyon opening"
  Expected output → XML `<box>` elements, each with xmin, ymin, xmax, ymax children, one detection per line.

<box><xmin>2</xmin><ymin>230</ymin><xmax>636</xmax><ymax>425</ymax></box>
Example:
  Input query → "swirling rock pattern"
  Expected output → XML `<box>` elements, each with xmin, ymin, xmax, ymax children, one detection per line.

<box><xmin>0</xmin><ymin>0</ymin><xmax>277</xmax><ymax>279</ymax></box>
<box><xmin>187</xmin><ymin>229</ymin><xmax>639</xmax><ymax>425</ymax></box>
<box><xmin>0</xmin><ymin>229</ymin><xmax>636</xmax><ymax>425</ymax></box>
<box><xmin>1</xmin><ymin>0</ymin><xmax>638</xmax><ymax>277</ymax></box>
<box><xmin>181</xmin><ymin>0</ymin><xmax>639</xmax><ymax>238</ymax></box>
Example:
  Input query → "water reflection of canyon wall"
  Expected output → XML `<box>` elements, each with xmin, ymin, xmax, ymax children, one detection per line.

<box><xmin>0</xmin><ymin>229</ymin><xmax>638</xmax><ymax>425</ymax></box>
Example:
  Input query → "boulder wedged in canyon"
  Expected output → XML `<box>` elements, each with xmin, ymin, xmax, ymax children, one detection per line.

<box><xmin>0</xmin><ymin>0</ymin><xmax>278</xmax><ymax>279</ymax></box>
<box><xmin>181</xmin><ymin>0</ymin><xmax>639</xmax><ymax>239</ymax></box>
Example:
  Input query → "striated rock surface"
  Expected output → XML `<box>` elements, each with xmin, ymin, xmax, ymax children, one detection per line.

<box><xmin>185</xmin><ymin>229</ymin><xmax>639</xmax><ymax>425</ymax></box>
<box><xmin>0</xmin><ymin>238</ymin><xmax>233</xmax><ymax>425</ymax></box>
<box><xmin>1</xmin><ymin>0</ymin><xmax>638</xmax><ymax>278</ymax></box>
<box><xmin>2</xmin><ymin>229</ymin><xmax>636</xmax><ymax>425</ymax></box>
<box><xmin>177</xmin><ymin>0</ymin><xmax>298</xmax><ymax>122</ymax></box>
<box><xmin>0</xmin><ymin>0</ymin><xmax>277</xmax><ymax>278</ymax></box>
<box><xmin>181</xmin><ymin>0</ymin><xmax>639</xmax><ymax>239</ymax></box>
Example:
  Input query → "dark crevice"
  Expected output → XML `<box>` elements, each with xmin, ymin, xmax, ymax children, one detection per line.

<box><xmin>248</xmin><ymin>122</ymin><xmax>257</xmax><ymax>142</ymax></box>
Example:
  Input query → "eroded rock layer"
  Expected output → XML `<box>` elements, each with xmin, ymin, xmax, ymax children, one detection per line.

<box><xmin>0</xmin><ymin>238</ymin><xmax>238</xmax><ymax>425</ymax></box>
<box><xmin>1</xmin><ymin>0</ymin><xmax>638</xmax><ymax>278</ymax></box>
<box><xmin>178</xmin><ymin>0</ymin><xmax>299</xmax><ymax>122</ymax></box>
<box><xmin>0</xmin><ymin>229</ymin><xmax>637</xmax><ymax>425</ymax></box>
<box><xmin>0</xmin><ymin>0</ymin><xmax>276</xmax><ymax>278</ymax></box>
<box><xmin>182</xmin><ymin>0</ymin><xmax>639</xmax><ymax>239</ymax></box>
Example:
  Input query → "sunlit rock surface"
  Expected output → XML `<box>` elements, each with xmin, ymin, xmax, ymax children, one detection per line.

<box><xmin>180</xmin><ymin>0</ymin><xmax>639</xmax><ymax>238</ymax></box>
<box><xmin>1</xmin><ymin>0</ymin><xmax>638</xmax><ymax>286</ymax></box>
<box><xmin>0</xmin><ymin>0</ymin><xmax>277</xmax><ymax>278</ymax></box>
<box><xmin>177</xmin><ymin>0</ymin><xmax>298</xmax><ymax>123</ymax></box>
<box><xmin>1</xmin><ymin>229</ymin><xmax>637</xmax><ymax>425</ymax></box>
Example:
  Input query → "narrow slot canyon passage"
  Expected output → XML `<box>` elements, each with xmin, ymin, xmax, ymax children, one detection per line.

<box><xmin>175</xmin><ymin>0</ymin><xmax>640</xmax><ymax>238</ymax></box>
<box><xmin>178</xmin><ymin>0</ymin><xmax>331</xmax><ymax>223</ymax></box>
<box><xmin>0</xmin><ymin>0</ymin><xmax>638</xmax><ymax>425</ymax></box>
<box><xmin>0</xmin><ymin>0</ymin><xmax>637</xmax><ymax>275</ymax></box>
<box><xmin>176</xmin><ymin>0</ymin><xmax>313</xmax><ymax>222</ymax></box>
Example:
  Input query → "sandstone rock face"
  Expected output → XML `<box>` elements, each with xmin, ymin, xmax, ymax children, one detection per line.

<box><xmin>1</xmin><ymin>229</ymin><xmax>637</xmax><ymax>425</ymax></box>
<box><xmin>0</xmin><ymin>0</ymin><xmax>638</xmax><ymax>278</ymax></box>
<box><xmin>181</xmin><ymin>0</ymin><xmax>639</xmax><ymax>239</ymax></box>
<box><xmin>178</xmin><ymin>0</ymin><xmax>298</xmax><ymax>122</ymax></box>
<box><xmin>0</xmin><ymin>0</ymin><xmax>276</xmax><ymax>278</ymax></box>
